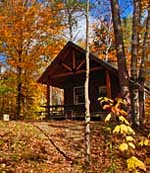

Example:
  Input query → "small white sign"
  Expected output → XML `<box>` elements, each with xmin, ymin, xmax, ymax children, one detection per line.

<box><xmin>3</xmin><ymin>114</ymin><xmax>10</xmax><ymax>121</ymax></box>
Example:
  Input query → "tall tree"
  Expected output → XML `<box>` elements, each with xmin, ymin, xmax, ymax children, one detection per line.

<box><xmin>84</xmin><ymin>0</ymin><xmax>90</xmax><ymax>170</ymax></box>
<box><xmin>138</xmin><ymin>7</ymin><xmax>150</xmax><ymax>126</ymax></box>
<box><xmin>91</xmin><ymin>18</ymin><xmax>116</xmax><ymax>64</ymax></box>
<box><xmin>0</xmin><ymin>0</ymin><xmax>64</xmax><ymax>119</ymax></box>
<box><xmin>110</xmin><ymin>0</ymin><xmax>130</xmax><ymax>104</ymax></box>
<box><xmin>62</xmin><ymin>0</ymin><xmax>85</xmax><ymax>41</ymax></box>
<box><xmin>130</xmin><ymin>0</ymin><xmax>141</xmax><ymax>125</ymax></box>
<box><xmin>110</xmin><ymin>0</ymin><xmax>150</xmax><ymax>126</ymax></box>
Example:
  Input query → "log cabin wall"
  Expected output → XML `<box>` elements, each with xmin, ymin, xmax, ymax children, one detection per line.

<box><xmin>110</xmin><ymin>73</ymin><xmax>120</xmax><ymax>98</ymax></box>
<box><xmin>64</xmin><ymin>74</ymin><xmax>85</xmax><ymax>114</ymax></box>
<box><xmin>38</xmin><ymin>41</ymin><xmax>121</xmax><ymax>116</ymax></box>
<box><xmin>63</xmin><ymin>69</ymin><xmax>119</xmax><ymax>114</ymax></box>
<box><xmin>89</xmin><ymin>70</ymin><xmax>107</xmax><ymax>113</ymax></box>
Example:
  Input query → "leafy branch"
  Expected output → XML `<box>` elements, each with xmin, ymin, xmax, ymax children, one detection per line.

<box><xmin>98</xmin><ymin>97</ymin><xmax>146</xmax><ymax>172</ymax></box>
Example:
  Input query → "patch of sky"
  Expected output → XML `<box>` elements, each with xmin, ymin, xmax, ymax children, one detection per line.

<box><xmin>118</xmin><ymin>0</ymin><xmax>133</xmax><ymax>18</ymax></box>
<box><xmin>70</xmin><ymin>0</ymin><xmax>134</xmax><ymax>42</ymax></box>
<box><xmin>89</xmin><ymin>0</ymin><xmax>133</xmax><ymax>20</ymax></box>
<box><xmin>0</xmin><ymin>55</ymin><xmax>6</xmax><ymax>63</ymax></box>
<box><xmin>38</xmin><ymin>0</ymin><xmax>133</xmax><ymax>19</ymax></box>
<box><xmin>0</xmin><ymin>55</ymin><xmax>6</xmax><ymax>73</ymax></box>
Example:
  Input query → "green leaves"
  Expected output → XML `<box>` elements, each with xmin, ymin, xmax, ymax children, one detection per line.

<box><xmin>0</xmin><ymin>84</ymin><xmax>13</xmax><ymax>96</ymax></box>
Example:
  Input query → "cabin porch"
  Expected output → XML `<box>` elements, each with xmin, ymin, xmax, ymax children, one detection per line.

<box><xmin>41</xmin><ymin>104</ymin><xmax>105</xmax><ymax>120</ymax></box>
<box><xmin>38</xmin><ymin>41</ymin><xmax>120</xmax><ymax>120</ymax></box>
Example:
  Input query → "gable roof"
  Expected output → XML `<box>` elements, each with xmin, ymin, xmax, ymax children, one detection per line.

<box><xmin>38</xmin><ymin>41</ymin><xmax>118</xmax><ymax>88</ymax></box>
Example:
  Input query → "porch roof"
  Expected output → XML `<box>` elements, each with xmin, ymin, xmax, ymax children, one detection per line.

<box><xmin>38</xmin><ymin>41</ymin><xmax>118</xmax><ymax>88</ymax></box>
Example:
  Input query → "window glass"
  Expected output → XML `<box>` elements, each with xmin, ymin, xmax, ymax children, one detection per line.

<box><xmin>73</xmin><ymin>86</ymin><xmax>85</xmax><ymax>105</ymax></box>
<box><xmin>99</xmin><ymin>86</ymin><xmax>107</xmax><ymax>97</ymax></box>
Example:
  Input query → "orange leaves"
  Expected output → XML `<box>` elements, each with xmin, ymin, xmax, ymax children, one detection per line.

<box><xmin>98</xmin><ymin>97</ymin><xmax>128</xmax><ymax>117</ymax></box>
<box><xmin>0</xmin><ymin>0</ymin><xmax>65</xmax><ymax>117</ymax></box>
<box><xmin>103</xmin><ymin>104</ymin><xmax>111</xmax><ymax>110</ymax></box>
<box><xmin>111</xmin><ymin>106</ymin><xmax>121</xmax><ymax>116</ymax></box>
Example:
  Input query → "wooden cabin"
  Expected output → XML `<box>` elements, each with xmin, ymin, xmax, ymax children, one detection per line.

<box><xmin>38</xmin><ymin>41</ymin><xmax>120</xmax><ymax>119</ymax></box>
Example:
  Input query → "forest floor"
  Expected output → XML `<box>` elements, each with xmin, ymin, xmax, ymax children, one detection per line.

<box><xmin>0</xmin><ymin>119</ymin><xmax>150</xmax><ymax>173</ymax></box>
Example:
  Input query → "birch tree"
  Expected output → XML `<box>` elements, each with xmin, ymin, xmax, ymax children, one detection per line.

<box><xmin>130</xmin><ymin>0</ymin><xmax>141</xmax><ymax>125</ymax></box>
<box><xmin>62</xmin><ymin>0</ymin><xmax>85</xmax><ymax>41</ymax></box>
<box><xmin>138</xmin><ymin>8</ymin><xmax>150</xmax><ymax>126</ymax></box>
<box><xmin>84</xmin><ymin>0</ymin><xmax>90</xmax><ymax>170</ymax></box>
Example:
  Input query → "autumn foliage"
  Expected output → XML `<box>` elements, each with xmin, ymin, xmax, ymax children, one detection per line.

<box><xmin>0</xmin><ymin>0</ymin><xmax>65</xmax><ymax>119</ymax></box>
<box><xmin>98</xmin><ymin>97</ymin><xmax>150</xmax><ymax>172</ymax></box>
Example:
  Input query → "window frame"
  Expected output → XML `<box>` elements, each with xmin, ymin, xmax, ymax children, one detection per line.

<box><xmin>73</xmin><ymin>86</ymin><xmax>85</xmax><ymax>105</ymax></box>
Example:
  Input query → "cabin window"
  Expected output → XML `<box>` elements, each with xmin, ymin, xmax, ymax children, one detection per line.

<box><xmin>99</xmin><ymin>85</ymin><xmax>107</xmax><ymax>97</ymax></box>
<box><xmin>73</xmin><ymin>86</ymin><xmax>85</xmax><ymax>105</ymax></box>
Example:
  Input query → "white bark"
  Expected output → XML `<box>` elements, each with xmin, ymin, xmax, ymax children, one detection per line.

<box><xmin>84</xmin><ymin>0</ymin><xmax>91</xmax><ymax>169</ymax></box>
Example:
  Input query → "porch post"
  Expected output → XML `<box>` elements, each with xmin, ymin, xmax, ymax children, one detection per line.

<box><xmin>106</xmin><ymin>70</ymin><xmax>111</xmax><ymax>98</ymax></box>
<box><xmin>46</xmin><ymin>84</ymin><xmax>50</xmax><ymax>119</ymax></box>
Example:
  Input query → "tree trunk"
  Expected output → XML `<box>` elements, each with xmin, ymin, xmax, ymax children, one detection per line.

<box><xmin>65</xmin><ymin>0</ymin><xmax>73</xmax><ymax>41</ymax></box>
<box><xmin>138</xmin><ymin>8</ymin><xmax>150</xmax><ymax>127</ymax></box>
<box><xmin>68</xmin><ymin>13</ymin><xmax>73</xmax><ymax>41</ymax></box>
<box><xmin>130</xmin><ymin>0</ymin><xmax>141</xmax><ymax>126</ymax></box>
<box><xmin>46</xmin><ymin>84</ymin><xmax>50</xmax><ymax>120</ymax></box>
<box><xmin>16</xmin><ymin>51</ymin><xmax>22</xmax><ymax>120</ymax></box>
<box><xmin>16</xmin><ymin>66</ymin><xmax>22</xmax><ymax>120</ymax></box>
<box><xmin>84</xmin><ymin>0</ymin><xmax>90</xmax><ymax>170</ymax></box>
<box><xmin>110</xmin><ymin>0</ymin><xmax>130</xmax><ymax>105</ymax></box>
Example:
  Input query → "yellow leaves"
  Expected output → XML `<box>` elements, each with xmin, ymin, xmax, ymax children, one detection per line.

<box><xmin>124</xmin><ymin>126</ymin><xmax>135</xmax><ymax>135</ymax></box>
<box><xmin>98</xmin><ymin>97</ymin><xmax>113</xmax><ymax>105</ymax></box>
<box><xmin>98</xmin><ymin>97</ymin><xmax>128</xmax><ymax>117</ymax></box>
<box><xmin>119</xmin><ymin>136</ymin><xmax>135</xmax><ymax>152</ymax></box>
<box><xmin>138</xmin><ymin>138</ymin><xmax>150</xmax><ymax>146</ymax></box>
<box><xmin>119</xmin><ymin>141</ymin><xmax>135</xmax><ymax>153</ymax></box>
<box><xmin>119</xmin><ymin>143</ymin><xmax>128</xmax><ymax>152</ymax></box>
<box><xmin>126</xmin><ymin>136</ymin><xmax>135</xmax><ymax>142</ymax></box>
<box><xmin>113</xmin><ymin>124</ymin><xmax>135</xmax><ymax>135</ymax></box>
<box><xmin>98</xmin><ymin>96</ymin><xmax>149</xmax><ymax>172</ymax></box>
<box><xmin>116</xmin><ymin>98</ymin><xmax>128</xmax><ymax>106</ymax></box>
<box><xmin>119</xmin><ymin>116</ymin><xmax>129</xmax><ymax>125</ymax></box>
<box><xmin>98</xmin><ymin>97</ymin><xmax>113</xmax><ymax>111</ymax></box>
<box><xmin>113</xmin><ymin>125</ymin><xmax>120</xmax><ymax>134</ymax></box>
<box><xmin>143</xmin><ymin>139</ymin><xmax>149</xmax><ymax>146</ymax></box>
<box><xmin>127</xmin><ymin>156</ymin><xmax>146</xmax><ymax>172</ymax></box>
<box><xmin>105</xmin><ymin>113</ymin><xmax>112</xmax><ymax>122</ymax></box>
<box><xmin>128</xmin><ymin>142</ymin><xmax>135</xmax><ymax>149</ymax></box>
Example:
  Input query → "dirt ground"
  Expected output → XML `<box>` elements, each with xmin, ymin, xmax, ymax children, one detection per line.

<box><xmin>0</xmin><ymin>120</ymin><xmax>149</xmax><ymax>173</ymax></box>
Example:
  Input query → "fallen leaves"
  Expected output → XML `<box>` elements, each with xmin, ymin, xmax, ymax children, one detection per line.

<box><xmin>0</xmin><ymin>120</ymin><xmax>149</xmax><ymax>172</ymax></box>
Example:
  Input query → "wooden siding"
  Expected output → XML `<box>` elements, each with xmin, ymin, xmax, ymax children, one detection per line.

<box><xmin>38</xmin><ymin>41</ymin><xmax>120</xmax><ymax>117</ymax></box>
